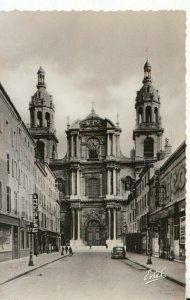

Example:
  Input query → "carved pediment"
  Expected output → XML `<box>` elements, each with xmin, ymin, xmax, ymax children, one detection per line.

<box><xmin>80</xmin><ymin>117</ymin><xmax>105</xmax><ymax>129</ymax></box>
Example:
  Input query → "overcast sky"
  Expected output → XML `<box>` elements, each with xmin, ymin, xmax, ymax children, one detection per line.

<box><xmin>0</xmin><ymin>11</ymin><xmax>186</xmax><ymax>158</ymax></box>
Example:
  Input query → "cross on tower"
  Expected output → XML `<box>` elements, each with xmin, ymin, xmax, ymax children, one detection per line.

<box><xmin>91</xmin><ymin>101</ymin><xmax>96</xmax><ymax>113</ymax></box>
<box><xmin>146</xmin><ymin>47</ymin><xmax>149</xmax><ymax>61</ymax></box>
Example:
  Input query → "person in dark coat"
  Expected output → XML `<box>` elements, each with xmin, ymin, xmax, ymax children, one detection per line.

<box><xmin>61</xmin><ymin>246</ymin><xmax>64</xmax><ymax>255</ymax></box>
<box><xmin>65</xmin><ymin>245</ymin><xmax>68</xmax><ymax>254</ymax></box>
<box><xmin>69</xmin><ymin>246</ymin><xmax>73</xmax><ymax>256</ymax></box>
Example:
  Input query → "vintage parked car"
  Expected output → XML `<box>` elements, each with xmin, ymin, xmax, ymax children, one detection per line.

<box><xmin>111</xmin><ymin>246</ymin><xmax>126</xmax><ymax>259</ymax></box>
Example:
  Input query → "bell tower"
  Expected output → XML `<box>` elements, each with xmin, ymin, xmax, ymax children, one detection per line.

<box><xmin>133</xmin><ymin>61</ymin><xmax>164</xmax><ymax>161</ymax></box>
<box><xmin>29</xmin><ymin>67</ymin><xmax>58</xmax><ymax>162</ymax></box>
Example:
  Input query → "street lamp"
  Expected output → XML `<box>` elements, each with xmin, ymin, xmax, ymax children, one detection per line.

<box><xmin>146</xmin><ymin>226</ymin><xmax>152</xmax><ymax>264</ymax></box>
<box><xmin>28</xmin><ymin>222</ymin><xmax>34</xmax><ymax>266</ymax></box>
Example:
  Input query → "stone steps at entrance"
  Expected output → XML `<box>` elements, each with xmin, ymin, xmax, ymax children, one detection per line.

<box><xmin>73</xmin><ymin>246</ymin><xmax>111</xmax><ymax>252</ymax></box>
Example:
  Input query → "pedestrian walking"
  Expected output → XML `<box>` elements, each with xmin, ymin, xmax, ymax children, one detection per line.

<box><xmin>89</xmin><ymin>243</ymin><xmax>92</xmax><ymax>249</ymax></box>
<box><xmin>61</xmin><ymin>246</ymin><xmax>64</xmax><ymax>255</ymax></box>
<box><xmin>69</xmin><ymin>246</ymin><xmax>73</xmax><ymax>256</ymax></box>
<box><xmin>65</xmin><ymin>245</ymin><xmax>68</xmax><ymax>254</ymax></box>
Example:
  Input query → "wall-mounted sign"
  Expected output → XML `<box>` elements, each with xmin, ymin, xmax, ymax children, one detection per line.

<box><xmin>180</xmin><ymin>216</ymin><xmax>185</xmax><ymax>244</ymax></box>
<box><xmin>32</xmin><ymin>193</ymin><xmax>39</xmax><ymax>227</ymax></box>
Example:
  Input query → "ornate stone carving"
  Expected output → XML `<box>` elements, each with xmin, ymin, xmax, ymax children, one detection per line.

<box><xmin>82</xmin><ymin>208</ymin><xmax>106</xmax><ymax>226</ymax></box>
<box><xmin>80</xmin><ymin>117</ymin><xmax>105</xmax><ymax>129</ymax></box>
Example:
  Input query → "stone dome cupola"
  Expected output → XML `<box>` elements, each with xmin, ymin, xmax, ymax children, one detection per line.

<box><xmin>143</xmin><ymin>60</ymin><xmax>152</xmax><ymax>84</ymax></box>
<box><xmin>37</xmin><ymin>66</ymin><xmax>46</xmax><ymax>89</ymax></box>
<box><xmin>136</xmin><ymin>60</ymin><xmax>160</xmax><ymax>105</ymax></box>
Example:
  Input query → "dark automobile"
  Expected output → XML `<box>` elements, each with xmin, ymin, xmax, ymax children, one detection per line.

<box><xmin>111</xmin><ymin>246</ymin><xmax>126</xmax><ymax>259</ymax></box>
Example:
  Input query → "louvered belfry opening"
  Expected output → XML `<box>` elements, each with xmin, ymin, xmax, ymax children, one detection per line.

<box><xmin>144</xmin><ymin>137</ymin><xmax>154</xmax><ymax>159</ymax></box>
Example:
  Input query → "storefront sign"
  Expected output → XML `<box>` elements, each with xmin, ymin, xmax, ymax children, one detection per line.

<box><xmin>180</xmin><ymin>216</ymin><xmax>185</xmax><ymax>244</ymax></box>
<box><xmin>164</xmin><ymin>165</ymin><xmax>186</xmax><ymax>201</ymax></box>
<box><xmin>32</xmin><ymin>193</ymin><xmax>39</xmax><ymax>227</ymax></box>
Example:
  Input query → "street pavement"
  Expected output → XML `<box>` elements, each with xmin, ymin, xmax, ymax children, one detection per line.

<box><xmin>125</xmin><ymin>251</ymin><xmax>185</xmax><ymax>286</ymax></box>
<box><xmin>0</xmin><ymin>250</ymin><xmax>185</xmax><ymax>300</ymax></box>
<box><xmin>0</xmin><ymin>251</ymin><xmax>64</xmax><ymax>285</ymax></box>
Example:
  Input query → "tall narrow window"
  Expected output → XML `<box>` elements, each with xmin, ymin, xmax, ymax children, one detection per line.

<box><xmin>154</xmin><ymin>107</ymin><xmax>158</xmax><ymax>123</ymax></box>
<box><xmin>144</xmin><ymin>137</ymin><xmax>154</xmax><ymax>159</ymax></box>
<box><xmin>37</xmin><ymin>111</ymin><xmax>42</xmax><ymax>127</ymax></box>
<box><xmin>88</xmin><ymin>178</ymin><xmax>100</xmax><ymax>198</ymax></box>
<box><xmin>45</xmin><ymin>112</ymin><xmax>50</xmax><ymax>128</ymax></box>
<box><xmin>7</xmin><ymin>153</ymin><xmax>10</xmax><ymax>174</ymax></box>
<box><xmin>6</xmin><ymin>186</ymin><xmax>11</xmax><ymax>213</ymax></box>
<box><xmin>14</xmin><ymin>191</ymin><xmax>17</xmax><ymax>215</ymax></box>
<box><xmin>36</xmin><ymin>140</ymin><xmax>45</xmax><ymax>160</ymax></box>
<box><xmin>12</xmin><ymin>159</ymin><xmax>14</xmax><ymax>177</ymax></box>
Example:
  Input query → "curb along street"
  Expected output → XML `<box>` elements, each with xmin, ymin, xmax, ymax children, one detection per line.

<box><xmin>126</xmin><ymin>257</ymin><xmax>185</xmax><ymax>287</ymax></box>
<box><xmin>0</xmin><ymin>254</ymin><xmax>68</xmax><ymax>287</ymax></box>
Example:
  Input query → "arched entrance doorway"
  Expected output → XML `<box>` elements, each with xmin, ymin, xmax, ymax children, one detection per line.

<box><xmin>86</xmin><ymin>220</ymin><xmax>104</xmax><ymax>246</ymax></box>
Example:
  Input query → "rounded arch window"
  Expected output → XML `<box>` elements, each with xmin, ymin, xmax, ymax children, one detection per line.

<box><xmin>144</xmin><ymin>137</ymin><xmax>154</xmax><ymax>159</ymax></box>
<box><xmin>37</xmin><ymin>111</ymin><xmax>42</xmax><ymax>127</ymax></box>
<box><xmin>45</xmin><ymin>112</ymin><xmax>50</xmax><ymax>128</ymax></box>
<box><xmin>88</xmin><ymin>137</ymin><xmax>100</xmax><ymax>159</ymax></box>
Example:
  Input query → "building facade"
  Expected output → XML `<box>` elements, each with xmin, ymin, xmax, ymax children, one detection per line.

<box><xmin>34</xmin><ymin>160</ymin><xmax>60</xmax><ymax>254</ymax></box>
<box><xmin>0</xmin><ymin>82</ymin><xmax>60</xmax><ymax>262</ymax></box>
<box><xmin>50</xmin><ymin>108</ymin><xmax>135</xmax><ymax>248</ymax></box>
<box><xmin>149</xmin><ymin>141</ymin><xmax>186</xmax><ymax>261</ymax></box>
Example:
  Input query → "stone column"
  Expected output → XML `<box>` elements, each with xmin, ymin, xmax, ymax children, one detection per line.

<box><xmin>115</xmin><ymin>135</ymin><xmax>118</xmax><ymax>157</ymax></box>
<box><xmin>67</xmin><ymin>137</ymin><xmax>70</xmax><ymax>159</ymax></box>
<box><xmin>116</xmin><ymin>169</ymin><xmax>120</xmax><ymax>195</ymax></box>
<box><xmin>107</xmin><ymin>133</ymin><xmax>110</xmax><ymax>156</ymax></box>
<box><xmin>117</xmin><ymin>135</ymin><xmax>120</xmax><ymax>156</ymax></box>
<box><xmin>43</xmin><ymin>110</ymin><xmax>46</xmax><ymax>127</ymax></box>
<box><xmin>76</xmin><ymin>135</ymin><xmax>80</xmax><ymax>158</ymax></box>
<box><xmin>113</xmin><ymin>135</ymin><xmax>116</xmax><ymax>156</ymax></box>
<box><xmin>113</xmin><ymin>208</ymin><xmax>116</xmax><ymax>240</ymax></box>
<box><xmin>113</xmin><ymin>168</ymin><xmax>116</xmax><ymax>196</ymax></box>
<box><xmin>151</xmin><ymin>106</ymin><xmax>154</xmax><ymax>123</ymax></box>
<box><xmin>72</xmin><ymin>209</ymin><xmax>75</xmax><ymax>240</ymax></box>
<box><xmin>71</xmin><ymin>135</ymin><xmax>74</xmax><ymax>157</ymax></box>
<box><xmin>77</xmin><ymin>168</ymin><xmax>80</xmax><ymax>197</ymax></box>
<box><xmin>108</xmin><ymin>208</ymin><xmax>111</xmax><ymax>240</ymax></box>
<box><xmin>107</xmin><ymin>169</ymin><xmax>110</xmax><ymax>195</ymax></box>
<box><xmin>71</xmin><ymin>170</ymin><xmax>74</xmax><ymax>196</ymax></box>
<box><xmin>34</xmin><ymin>110</ymin><xmax>37</xmax><ymax>127</ymax></box>
<box><xmin>77</xmin><ymin>208</ymin><xmax>80</xmax><ymax>240</ymax></box>
<box><xmin>143</xmin><ymin>106</ymin><xmax>146</xmax><ymax>123</ymax></box>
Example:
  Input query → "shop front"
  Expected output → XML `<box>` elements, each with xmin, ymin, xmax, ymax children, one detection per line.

<box><xmin>0</xmin><ymin>214</ymin><xmax>20</xmax><ymax>262</ymax></box>
<box><xmin>150</xmin><ymin>199</ymin><xmax>185</xmax><ymax>261</ymax></box>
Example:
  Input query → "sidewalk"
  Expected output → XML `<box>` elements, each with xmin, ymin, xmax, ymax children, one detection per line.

<box><xmin>126</xmin><ymin>252</ymin><xmax>185</xmax><ymax>286</ymax></box>
<box><xmin>0</xmin><ymin>251</ymin><xmax>65</xmax><ymax>286</ymax></box>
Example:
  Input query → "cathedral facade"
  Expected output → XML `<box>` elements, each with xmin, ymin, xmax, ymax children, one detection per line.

<box><xmin>50</xmin><ymin>109</ymin><xmax>135</xmax><ymax>247</ymax></box>
<box><xmin>29</xmin><ymin>61</ymin><xmax>164</xmax><ymax>248</ymax></box>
